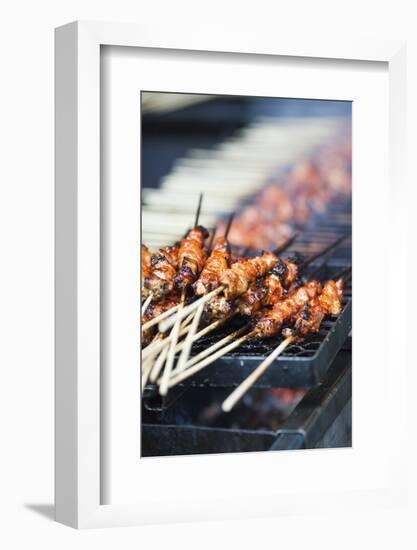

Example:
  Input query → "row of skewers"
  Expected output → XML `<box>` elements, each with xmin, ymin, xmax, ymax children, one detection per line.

<box><xmin>216</xmin><ymin>137</ymin><xmax>352</xmax><ymax>250</ymax></box>
<box><xmin>141</xmin><ymin>196</ymin><xmax>350</xmax><ymax>412</ymax></box>
<box><xmin>214</xmin><ymin>137</ymin><xmax>352</xmax><ymax>248</ymax></box>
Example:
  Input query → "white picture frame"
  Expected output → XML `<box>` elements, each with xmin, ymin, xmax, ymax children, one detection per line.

<box><xmin>55</xmin><ymin>21</ymin><xmax>407</xmax><ymax>529</ymax></box>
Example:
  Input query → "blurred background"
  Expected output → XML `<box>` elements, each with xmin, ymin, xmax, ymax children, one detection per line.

<box><xmin>141</xmin><ymin>92</ymin><xmax>351</xmax><ymax>265</ymax></box>
<box><xmin>141</xmin><ymin>91</ymin><xmax>353</xmax><ymax>457</ymax></box>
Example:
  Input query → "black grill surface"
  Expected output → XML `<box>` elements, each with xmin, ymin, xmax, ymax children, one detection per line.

<box><xmin>180</xmin><ymin>287</ymin><xmax>351</xmax><ymax>389</ymax></box>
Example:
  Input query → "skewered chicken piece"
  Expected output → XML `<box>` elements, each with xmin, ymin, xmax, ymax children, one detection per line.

<box><xmin>252</xmin><ymin>280</ymin><xmax>323</xmax><ymax>338</ymax></box>
<box><xmin>198</xmin><ymin>234</ymin><xmax>300</xmax><ymax>320</ymax></box>
<box><xmin>216</xmin><ymin>140</ymin><xmax>351</xmax><ymax>250</ymax></box>
<box><xmin>143</xmin><ymin>244</ymin><xmax>179</xmax><ymax>300</ymax></box>
<box><xmin>193</xmin><ymin>236</ymin><xmax>231</xmax><ymax>295</ymax></box>
<box><xmin>142</xmin><ymin>327</ymin><xmax>155</xmax><ymax>348</ymax></box>
<box><xmin>173</xmin><ymin>225</ymin><xmax>209</xmax><ymax>290</ymax></box>
<box><xmin>236</xmin><ymin>256</ymin><xmax>302</xmax><ymax>315</ymax></box>
<box><xmin>219</xmin><ymin>251</ymin><xmax>278</xmax><ymax>300</ymax></box>
<box><xmin>193</xmin><ymin>214</ymin><xmax>234</xmax><ymax>296</ymax></box>
<box><xmin>285</xmin><ymin>278</ymin><xmax>344</xmax><ymax>341</ymax></box>
<box><xmin>141</xmin><ymin>291</ymin><xmax>180</xmax><ymax>346</ymax></box>
<box><xmin>220</xmin><ymin>277</ymin><xmax>345</xmax><ymax>412</ymax></box>
<box><xmin>163</xmin><ymin>271</ymin><xmax>348</xmax><ymax>396</ymax></box>
<box><xmin>199</xmin><ymin>254</ymin><xmax>286</xmax><ymax>322</ymax></box>
<box><xmin>202</xmin><ymin>294</ymin><xmax>233</xmax><ymax>322</ymax></box>
<box><xmin>141</xmin><ymin>245</ymin><xmax>153</xmax><ymax>301</ymax></box>
<box><xmin>142</xmin><ymin>291</ymin><xmax>180</xmax><ymax>322</ymax></box>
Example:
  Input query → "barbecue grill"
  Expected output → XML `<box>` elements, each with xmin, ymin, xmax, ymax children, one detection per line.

<box><xmin>141</xmin><ymin>96</ymin><xmax>352</xmax><ymax>456</ymax></box>
<box><xmin>141</xmin><ymin>270</ymin><xmax>351</xmax><ymax>455</ymax></box>
<box><xmin>183</xmin><ymin>276</ymin><xmax>351</xmax><ymax>388</ymax></box>
<box><xmin>142</xmin><ymin>350</ymin><xmax>351</xmax><ymax>456</ymax></box>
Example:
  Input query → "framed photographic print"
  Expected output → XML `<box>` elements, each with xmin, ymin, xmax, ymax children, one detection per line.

<box><xmin>55</xmin><ymin>21</ymin><xmax>407</xmax><ymax>528</ymax></box>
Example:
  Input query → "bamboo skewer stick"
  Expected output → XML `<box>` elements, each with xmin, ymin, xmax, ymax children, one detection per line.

<box><xmin>158</xmin><ymin>286</ymin><xmax>224</xmax><ymax>333</ymax></box>
<box><xmin>273</xmin><ymin>232</ymin><xmax>299</xmax><ymax>255</ymax></box>
<box><xmin>167</xmin><ymin>329</ymin><xmax>257</xmax><ymax>389</ymax></box>
<box><xmin>141</xmin><ymin>309</ymin><xmax>196</xmax><ymax>361</ymax></box>
<box><xmin>157</xmin><ymin>234</ymin><xmax>342</xmax><ymax>334</ymax></box>
<box><xmin>182</xmin><ymin>310</ymin><xmax>197</xmax><ymax>327</ymax></box>
<box><xmin>298</xmin><ymin>234</ymin><xmax>347</xmax><ymax>271</ymax></box>
<box><xmin>142</xmin><ymin>303</ymin><xmax>181</xmax><ymax>332</ymax></box>
<box><xmin>191</xmin><ymin>312</ymin><xmax>235</xmax><ymax>342</ymax></box>
<box><xmin>141</xmin><ymin>292</ymin><xmax>153</xmax><ymax>315</ymax></box>
<box><xmin>156</xmin><ymin>231</ymin><xmax>340</xmax><ymax>335</ymax></box>
<box><xmin>174</xmin><ymin>301</ymin><xmax>205</xmax><ymax>374</ymax></box>
<box><xmin>194</xmin><ymin>192</ymin><xmax>203</xmax><ymax>226</ymax></box>
<box><xmin>180</xmin><ymin>325</ymin><xmax>247</xmax><ymax>372</ymax></box>
<box><xmin>141</xmin><ymin>361</ymin><xmax>153</xmax><ymax>392</ymax></box>
<box><xmin>224</xmin><ymin>212</ymin><xmax>235</xmax><ymax>240</ymax></box>
<box><xmin>142</xmin><ymin>335</ymin><xmax>168</xmax><ymax>361</ymax></box>
<box><xmin>141</xmin><ymin>332</ymin><xmax>163</xmax><ymax>358</ymax></box>
<box><xmin>149</xmin><ymin>345</ymin><xmax>169</xmax><ymax>383</ymax></box>
<box><xmin>141</xmin><ymin>344</ymin><xmax>162</xmax><ymax>391</ymax></box>
<box><xmin>159</xmin><ymin>290</ymin><xmax>186</xmax><ymax>395</ymax></box>
<box><xmin>207</xmin><ymin>227</ymin><xmax>217</xmax><ymax>254</ymax></box>
<box><xmin>221</xmin><ymin>336</ymin><xmax>294</xmax><ymax>412</ymax></box>
<box><xmin>151</xmin><ymin>312</ymin><xmax>235</xmax><ymax>381</ymax></box>
<box><xmin>332</xmin><ymin>265</ymin><xmax>352</xmax><ymax>281</ymax></box>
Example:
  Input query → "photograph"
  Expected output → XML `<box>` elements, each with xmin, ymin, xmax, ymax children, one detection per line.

<box><xmin>0</xmin><ymin>1</ymin><xmax>412</xmax><ymax>541</ymax></box>
<box><xmin>140</xmin><ymin>92</ymin><xmax>352</xmax><ymax>457</ymax></box>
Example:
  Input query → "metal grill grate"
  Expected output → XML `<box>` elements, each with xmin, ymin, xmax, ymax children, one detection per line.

<box><xmin>176</xmin><ymin>284</ymin><xmax>352</xmax><ymax>389</ymax></box>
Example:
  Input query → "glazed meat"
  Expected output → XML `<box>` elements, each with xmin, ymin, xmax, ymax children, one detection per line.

<box><xmin>141</xmin><ymin>291</ymin><xmax>180</xmax><ymax>346</ymax></box>
<box><xmin>253</xmin><ymin>280</ymin><xmax>323</xmax><ymax>338</ymax></box>
<box><xmin>317</xmin><ymin>278</ymin><xmax>344</xmax><ymax>315</ymax></box>
<box><xmin>236</xmin><ymin>285</ymin><xmax>268</xmax><ymax>316</ymax></box>
<box><xmin>142</xmin><ymin>291</ymin><xmax>179</xmax><ymax>324</ymax></box>
<box><xmin>194</xmin><ymin>236</ymin><xmax>231</xmax><ymax>295</ymax></box>
<box><xmin>220</xmin><ymin>251</ymin><xmax>277</xmax><ymax>300</ymax></box>
<box><xmin>263</xmin><ymin>259</ymin><xmax>300</xmax><ymax>306</ymax></box>
<box><xmin>216</xmin><ymin>140</ymin><xmax>351</xmax><ymax>250</ymax></box>
<box><xmin>236</xmin><ymin>258</ymin><xmax>300</xmax><ymax>315</ymax></box>
<box><xmin>290</xmin><ymin>279</ymin><xmax>344</xmax><ymax>340</ymax></box>
<box><xmin>202</xmin><ymin>295</ymin><xmax>233</xmax><ymax>322</ymax></box>
<box><xmin>174</xmin><ymin>226</ymin><xmax>209</xmax><ymax>290</ymax></box>
<box><xmin>141</xmin><ymin>245</ymin><xmax>153</xmax><ymax>300</ymax></box>
<box><xmin>143</xmin><ymin>244</ymin><xmax>179</xmax><ymax>300</ymax></box>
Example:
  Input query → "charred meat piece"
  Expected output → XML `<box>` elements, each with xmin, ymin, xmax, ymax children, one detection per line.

<box><xmin>194</xmin><ymin>236</ymin><xmax>231</xmax><ymax>295</ymax></box>
<box><xmin>142</xmin><ymin>291</ymin><xmax>179</xmax><ymax>324</ymax></box>
<box><xmin>253</xmin><ymin>280</ymin><xmax>322</xmax><ymax>338</ymax></box>
<box><xmin>215</xmin><ymin>140</ymin><xmax>351</xmax><ymax>250</ymax></box>
<box><xmin>236</xmin><ymin>258</ymin><xmax>299</xmax><ymax>315</ymax></box>
<box><xmin>236</xmin><ymin>285</ymin><xmax>268</xmax><ymax>316</ymax></box>
<box><xmin>202</xmin><ymin>295</ymin><xmax>233</xmax><ymax>322</ymax></box>
<box><xmin>144</xmin><ymin>244</ymin><xmax>179</xmax><ymax>300</ymax></box>
<box><xmin>290</xmin><ymin>279</ymin><xmax>344</xmax><ymax>340</ymax></box>
<box><xmin>263</xmin><ymin>259</ymin><xmax>299</xmax><ymax>306</ymax></box>
<box><xmin>219</xmin><ymin>251</ymin><xmax>277</xmax><ymax>300</ymax></box>
<box><xmin>174</xmin><ymin>226</ymin><xmax>209</xmax><ymax>290</ymax></box>
<box><xmin>141</xmin><ymin>291</ymin><xmax>180</xmax><ymax>347</ymax></box>
<box><xmin>317</xmin><ymin>278</ymin><xmax>343</xmax><ymax>315</ymax></box>
<box><xmin>141</xmin><ymin>245</ymin><xmax>153</xmax><ymax>300</ymax></box>
<box><xmin>141</xmin><ymin>326</ymin><xmax>155</xmax><ymax>348</ymax></box>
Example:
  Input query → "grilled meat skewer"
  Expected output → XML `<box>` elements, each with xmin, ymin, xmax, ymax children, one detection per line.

<box><xmin>219</xmin><ymin>251</ymin><xmax>278</xmax><ymax>300</ymax></box>
<box><xmin>221</xmin><ymin>278</ymin><xmax>345</xmax><ymax>412</ymax></box>
<box><xmin>141</xmin><ymin>244</ymin><xmax>153</xmax><ymax>301</ymax></box>
<box><xmin>236</xmin><ymin>257</ymin><xmax>302</xmax><ymax>315</ymax></box>
<box><xmin>252</xmin><ymin>280</ymin><xmax>323</xmax><ymax>338</ymax></box>
<box><xmin>141</xmin><ymin>291</ymin><xmax>180</xmax><ymax>346</ymax></box>
<box><xmin>285</xmin><ymin>278</ymin><xmax>344</xmax><ymax>341</ymax></box>
<box><xmin>193</xmin><ymin>236</ymin><xmax>231</xmax><ymax>296</ymax></box>
<box><xmin>143</xmin><ymin>244</ymin><xmax>179</xmax><ymax>301</ymax></box>
<box><xmin>167</xmin><ymin>279</ymin><xmax>325</xmax><ymax>388</ymax></box>
<box><xmin>174</xmin><ymin>225</ymin><xmax>209</xmax><ymax>290</ymax></box>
